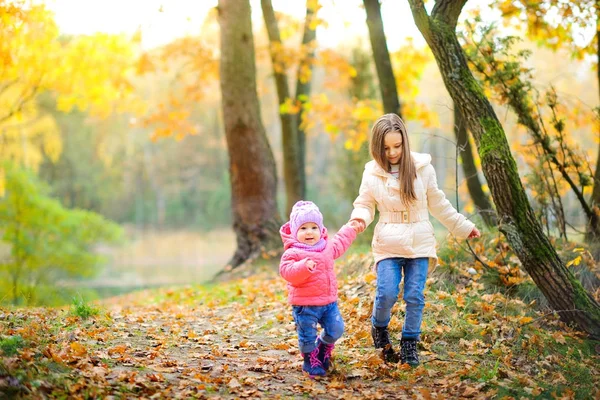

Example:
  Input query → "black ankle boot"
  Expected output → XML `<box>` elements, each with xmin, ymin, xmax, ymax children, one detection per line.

<box><xmin>371</xmin><ymin>325</ymin><xmax>400</xmax><ymax>363</ymax></box>
<box><xmin>400</xmin><ymin>339</ymin><xmax>419</xmax><ymax>366</ymax></box>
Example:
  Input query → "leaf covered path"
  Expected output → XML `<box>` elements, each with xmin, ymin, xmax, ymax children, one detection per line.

<box><xmin>100</xmin><ymin>299</ymin><xmax>419</xmax><ymax>399</ymax></box>
<box><xmin>1</xmin><ymin>254</ymin><xmax>599</xmax><ymax>399</ymax></box>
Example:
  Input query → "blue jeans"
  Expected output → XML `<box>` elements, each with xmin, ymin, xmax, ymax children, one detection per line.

<box><xmin>371</xmin><ymin>257</ymin><xmax>429</xmax><ymax>340</ymax></box>
<box><xmin>292</xmin><ymin>302</ymin><xmax>344</xmax><ymax>354</ymax></box>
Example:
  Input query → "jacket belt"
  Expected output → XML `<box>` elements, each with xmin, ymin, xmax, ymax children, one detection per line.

<box><xmin>379</xmin><ymin>210</ymin><xmax>429</xmax><ymax>224</ymax></box>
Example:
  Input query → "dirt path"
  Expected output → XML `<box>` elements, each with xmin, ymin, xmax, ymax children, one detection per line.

<box><xmin>94</xmin><ymin>278</ymin><xmax>479</xmax><ymax>400</ymax></box>
<box><xmin>101</xmin><ymin>303</ymin><xmax>419</xmax><ymax>399</ymax></box>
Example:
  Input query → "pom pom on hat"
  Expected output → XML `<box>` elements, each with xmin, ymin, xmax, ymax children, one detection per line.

<box><xmin>289</xmin><ymin>200</ymin><xmax>324</xmax><ymax>238</ymax></box>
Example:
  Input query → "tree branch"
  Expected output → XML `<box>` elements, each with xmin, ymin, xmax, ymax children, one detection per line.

<box><xmin>0</xmin><ymin>85</ymin><xmax>41</xmax><ymax>124</ymax></box>
<box><xmin>406</xmin><ymin>0</ymin><xmax>431</xmax><ymax>41</ymax></box>
<box><xmin>431</xmin><ymin>0</ymin><xmax>468</xmax><ymax>29</ymax></box>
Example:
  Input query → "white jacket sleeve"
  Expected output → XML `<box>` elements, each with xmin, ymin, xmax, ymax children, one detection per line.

<box><xmin>350</xmin><ymin>169</ymin><xmax>376</xmax><ymax>228</ymax></box>
<box><xmin>425</xmin><ymin>164</ymin><xmax>474</xmax><ymax>239</ymax></box>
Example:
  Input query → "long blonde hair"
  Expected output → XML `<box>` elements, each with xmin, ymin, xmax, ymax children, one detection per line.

<box><xmin>370</xmin><ymin>113</ymin><xmax>417</xmax><ymax>206</ymax></box>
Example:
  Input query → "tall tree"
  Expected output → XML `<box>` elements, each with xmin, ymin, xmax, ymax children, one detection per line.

<box><xmin>454</xmin><ymin>105</ymin><xmax>497</xmax><ymax>227</ymax></box>
<box><xmin>261</xmin><ymin>0</ymin><xmax>318</xmax><ymax>214</ymax></box>
<box><xmin>407</xmin><ymin>0</ymin><xmax>600</xmax><ymax>338</ymax></box>
<box><xmin>218</xmin><ymin>0</ymin><xmax>282</xmax><ymax>268</ymax></box>
<box><xmin>294</xmin><ymin>1</ymin><xmax>318</xmax><ymax>204</ymax></box>
<box><xmin>363</xmin><ymin>0</ymin><xmax>401</xmax><ymax>116</ymax></box>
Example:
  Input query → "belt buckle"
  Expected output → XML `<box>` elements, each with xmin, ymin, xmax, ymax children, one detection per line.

<box><xmin>401</xmin><ymin>210</ymin><xmax>409</xmax><ymax>223</ymax></box>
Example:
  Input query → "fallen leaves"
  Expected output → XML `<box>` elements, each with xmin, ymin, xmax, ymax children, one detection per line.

<box><xmin>0</xmin><ymin>262</ymin><xmax>598</xmax><ymax>399</ymax></box>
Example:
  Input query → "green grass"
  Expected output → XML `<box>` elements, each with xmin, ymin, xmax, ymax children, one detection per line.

<box><xmin>70</xmin><ymin>296</ymin><xmax>100</xmax><ymax>319</ymax></box>
<box><xmin>0</xmin><ymin>335</ymin><xmax>24</xmax><ymax>356</ymax></box>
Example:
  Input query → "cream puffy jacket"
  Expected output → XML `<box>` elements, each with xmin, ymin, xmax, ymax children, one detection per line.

<box><xmin>351</xmin><ymin>152</ymin><xmax>475</xmax><ymax>265</ymax></box>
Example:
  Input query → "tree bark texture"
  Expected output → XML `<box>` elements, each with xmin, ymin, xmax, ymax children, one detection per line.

<box><xmin>363</xmin><ymin>0</ymin><xmax>402</xmax><ymax>116</ymax></box>
<box><xmin>588</xmin><ymin>9</ymin><xmax>600</xmax><ymax>243</ymax></box>
<box><xmin>261</xmin><ymin>0</ymin><xmax>304</xmax><ymax>215</ymax></box>
<box><xmin>218</xmin><ymin>0</ymin><xmax>282</xmax><ymax>268</ymax></box>
<box><xmin>407</xmin><ymin>0</ymin><xmax>600</xmax><ymax>338</ymax></box>
<box><xmin>454</xmin><ymin>105</ymin><xmax>497</xmax><ymax>227</ymax></box>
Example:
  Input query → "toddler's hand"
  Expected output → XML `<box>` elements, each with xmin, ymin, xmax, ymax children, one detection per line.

<box><xmin>349</xmin><ymin>219</ymin><xmax>366</xmax><ymax>233</ymax></box>
<box><xmin>468</xmin><ymin>227</ymin><xmax>481</xmax><ymax>238</ymax></box>
<box><xmin>305</xmin><ymin>259</ymin><xmax>316</xmax><ymax>271</ymax></box>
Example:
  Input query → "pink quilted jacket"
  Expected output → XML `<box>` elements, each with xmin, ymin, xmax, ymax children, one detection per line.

<box><xmin>279</xmin><ymin>223</ymin><xmax>357</xmax><ymax>306</ymax></box>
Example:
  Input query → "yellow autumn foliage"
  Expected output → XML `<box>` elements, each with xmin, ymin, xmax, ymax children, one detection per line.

<box><xmin>0</xmin><ymin>0</ymin><xmax>143</xmax><ymax>185</ymax></box>
<box><xmin>492</xmin><ymin>0</ymin><xmax>597</xmax><ymax>59</ymax></box>
<box><xmin>304</xmin><ymin>39</ymin><xmax>438</xmax><ymax>150</ymax></box>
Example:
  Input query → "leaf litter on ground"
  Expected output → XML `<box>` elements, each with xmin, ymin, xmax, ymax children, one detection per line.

<box><xmin>1</xmin><ymin>244</ymin><xmax>599</xmax><ymax>399</ymax></box>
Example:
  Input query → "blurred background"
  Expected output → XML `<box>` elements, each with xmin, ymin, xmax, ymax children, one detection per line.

<box><xmin>1</xmin><ymin>0</ymin><xmax>597</xmax><ymax>305</ymax></box>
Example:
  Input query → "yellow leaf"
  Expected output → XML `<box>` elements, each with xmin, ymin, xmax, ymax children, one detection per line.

<box><xmin>364</xmin><ymin>271</ymin><xmax>376</xmax><ymax>284</ymax></box>
<box><xmin>70</xmin><ymin>342</ymin><xmax>87</xmax><ymax>357</ymax></box>
<box><xmin>0</xmin><ymin>167</ymin><xmax>5</xmax><ymax>197</ymax></box>
<box><xmin>566</xmin><ymin>255</ymin><xmax>581</xmax><ymax>267</ymax></box>
<box><xmin>519</xmin><ymin>317</ymin><xmax>533</xmax><ymax>325</ymax></box>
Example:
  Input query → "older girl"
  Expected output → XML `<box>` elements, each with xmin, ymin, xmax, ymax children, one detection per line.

<box><xmin>350</xmin><ymin>113</ymin><xmax>480</xmax><ymax>365</ymax></box>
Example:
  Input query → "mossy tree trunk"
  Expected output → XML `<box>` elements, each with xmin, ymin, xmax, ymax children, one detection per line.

<box><xmin>407</xmin><ymin>0</ymin><xmax>600</xmax><ymax>338</ymax></box>
<box><xmin>363</xmin><ymin>0</ymin><xmax>402</xmax><ymax>116</ymax></box>
<box><xmin>454</xmin><ymin>105</ymin><xmax>497</xmax><ymax>227</ymax></box>
<box><xmin>587</xmin><ymin>9</ymin><xmax>600</xmax><ymax>245</ymax></box>
<box><xmin>218</xmin><ymin>0</ymin><xmax>282</xmax><ymax>268</ymax></box>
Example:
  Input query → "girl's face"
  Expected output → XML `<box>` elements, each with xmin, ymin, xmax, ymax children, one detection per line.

<box><xmin>384</xmin><ymin>131</ymin><xmax>403</xmax><ymax>165</ymax></box>
<box><xmin>296</xmin><ymin>222</ymin><xmax>321</xmax><ymax>245</ymax></box>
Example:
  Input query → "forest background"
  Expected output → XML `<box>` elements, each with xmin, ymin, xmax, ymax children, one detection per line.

<box><xmin>1</xmin><ymin>0</ymin><xmax>600</xmax><ymax>397</ymax></box>
<box><xmin>0</xmin><ymin>0</ymin><xmax>598</xmax><ymax>307</ymax></box>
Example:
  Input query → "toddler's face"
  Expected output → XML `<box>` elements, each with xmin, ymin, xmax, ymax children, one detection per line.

<box><xmin>384</xmin><ymin>131</ymin><xmax>403</xmax><ymax>165</ymax></box>
<box><xmin>296</xmin><ymin>222</ymin><xmax>321</xmax><ymax>245</ymax></box>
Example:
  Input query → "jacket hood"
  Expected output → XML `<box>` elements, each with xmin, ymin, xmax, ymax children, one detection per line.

<box><xmin>280</xmin><ymin>221</ymin><xmax>329</xmax><ymax>250</ymax></box>
<box><xmin>366</xmin><ymin>151</ymin><xmax>432</xmax><ymax>177</ymax></box>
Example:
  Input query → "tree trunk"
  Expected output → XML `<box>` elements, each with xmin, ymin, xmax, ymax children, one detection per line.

<box><xmin>294</xmin><ymin>1</ymin><xmax>317</xmax><ymax>195</ymax></box>
<box><xmin>218</xmin><ymin>0</ymin><xmax>282</xmax><ymax>268</ymax></box>
<box><xmin>143</xmin><ymin>145</ymin><xmax>166</xmax><ymax>228</ymax></box>
<box><xmin>261</xmin><ymin>0</ymin><xmax>303</xmax><ymax>215</ymax></box>
<box><xmin>11</xmin><ymin>271</ymin><xmax>19</xmax><ymax>305</ymax></box>
<box><xmin>407</xmin><ymin>0</ymin><xmax>600</xmax><ymax>338</ymax></box>
<box><xmin>454</xmin><ymin>105</ymin><xmax>497</xmax><ymax>227</ymax></box>
<box><xmin>587</xmin><ymin>10</ymin><xmax>600</xmax><ymax>246</ymax></box>
<box><xmin>363</xmin><ymin>0</ymin><xmax>402</xmax><ymax>116</ymax></box>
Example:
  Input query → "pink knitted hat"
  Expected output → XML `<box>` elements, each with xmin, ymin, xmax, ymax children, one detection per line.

<box><xmin>289</xmin><ymin>200</ymin><xmax>324</xmax><ymax>239</ymax></box>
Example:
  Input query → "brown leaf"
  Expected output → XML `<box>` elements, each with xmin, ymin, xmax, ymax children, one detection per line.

<box><xmin>150</xmin><ymin>365</ymin><xmax>175</xmax><ymax>373</ymax></box>
<box><xmin>462</xmin><ymin>386</ymin><xmax>478</xmax><ymax>397</ymax></box>
<box><xmin>91</xmin><ymin>366</ymin><xmax>108</xmax><ymax>378</ymax></box>
<box><xmin>107</xmin><ymin>344</ymin><xmax>128</xmax><ymax>356</ymax></box>
<box><xmin>146</xmin><ymin>373</ymin><xmax>164</xmax><ymax>382</ymax></box>
<box><xmin>327</xmin><ymin>380</ymin><xmax>346</xmax><ymax>389</ymax></box>
<box><xmin>228</xmin><ymin>377</ymin><xmax>242</xmax><ymax>389</ymax></box>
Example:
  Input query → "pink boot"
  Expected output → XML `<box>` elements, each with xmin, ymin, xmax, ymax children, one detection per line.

<box><xmin>302</xmin><ymin>347</ymin><xmax>326</xmax><ymax>377</ymax></box>
<box><xmin>316</xmin><ymin>337</ymin><xmax>335</xmax><ymax>370</ymax></box>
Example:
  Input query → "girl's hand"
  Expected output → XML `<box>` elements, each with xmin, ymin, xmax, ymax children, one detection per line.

<box><xmin>305</xmin><ymin>259</ymin><xmax>316</xmax><ymax>272</ymax></box>
<box><xmin>349</xmin><ymin>219</ymin><xmax>366</xmax><ymax>233</ymax></box>
<box><xmin>468</xmin><ymin>227</ymin><xmax>481</xmax><ymax>238</ymax></box>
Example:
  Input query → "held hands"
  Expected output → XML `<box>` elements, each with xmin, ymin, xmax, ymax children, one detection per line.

<box><xmin>468</xmin><ymin>227</ymin><xmax>481</xmax><ymax>239</ymax></box>
<box><xmin>348</xmin><ymin>219</ymin><xmax>366</xmax><ymax>234</ymax></box>
<box><xmin>305</xmin><ymin>259</ymin><xmax>316</xmax><ymax>272</ymax></box>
